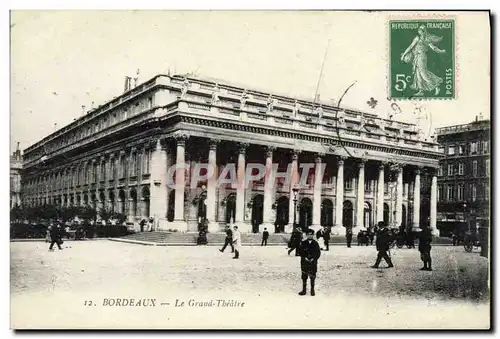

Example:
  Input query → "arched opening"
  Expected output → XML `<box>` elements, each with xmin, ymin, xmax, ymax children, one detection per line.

<box><xmin>76</xmin><ymin>195</ymin><xmax>81</xmax><ymax>206</ymax></box>
<box><xmin>321</xmin><ymin>199</ymin><xmax>334</xmax><ymax>227</ymax></box>
<box><xmin>364</xmin><ymin>202</ymin><xmax>372</xmax><ymax>229</ymax></box>
<box><xmin>109</xmin><ymin>191</ymin><xmax>115</xmax><ymax>213</ymax></box>
<box><xmin>83</xmin><ymin>193</ymin><xmax>89</xmax><ymax>206</ymax></box>
<box><xmin>129</xmin><ymin>189</ymin><xmax>137</xmax><ymax>218</ymax></box>
<box><xmin>167</xmin><ymin>190</ymin><xmax>175</xmax><ymax>222</ymax></box>
<box><xmin>275</xmin><ymin>196</ymin><xmax>289</xmax><ymax>233</ymax></box>
<box><xmin>383</xmin><ymin>203</ymin><xmax>390</xmax><ymax>226</ymax></box>
<box><xmin>90</xmin><ymin>193</ymin><xmax>97</xmax><ymax>211</ymax></box>
<box><xmin>197</xmin><ymin>191</ymin><xmax>207</xmax><ymax>222</ymax></box>
<box><xmin>69</xmin><ymin>195</ymin><xmax>74</xmax><ymax>206</ymax></box>
<box><xmin>141</xmin><ymin>186</ymin><xmax>150</xmax><ymax>218</ymax></box>
<box><xmin>99</xmin><ymin>191</ymin><xmax>106</xmax><ymax>213</ymax></box>
<box><xmin>224</xmin><ymin>193</ymin><xmax>237</xmax><ymax>224</ymax></box>
<box><xmin>118</xmin><ymin>189</ymin><xmax>125</xmax><ymax>214</ymax></box>
<box><xmin>342</xmin><ymin>200</ymin><xmax>354</xmax><ymax>228</ymax></box>
<box><xmin>402</xmin><ymin>204</ymin><xmax>407</xmax><ymax>228</ymax></box>
<box><xmin>299</xmin><ymin>197</ymin><xmax>313</xmax><ymax>230</ymax></box>
<box><xmin>251</xmin><ymin>194</ymin><xmax>264</xmax><ymax>233</ymax></box>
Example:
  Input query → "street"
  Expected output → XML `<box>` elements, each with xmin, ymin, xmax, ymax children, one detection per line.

<box><xmin>10</xmin><ymin>241</ymin><xmax>490</xmax><ymax>329</ymax></box>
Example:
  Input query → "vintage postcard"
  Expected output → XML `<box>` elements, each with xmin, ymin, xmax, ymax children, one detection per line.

<box><xmin>10</xmin><ymin>10</ymin><xmax>491</xmax><ymax>330</ymax></box>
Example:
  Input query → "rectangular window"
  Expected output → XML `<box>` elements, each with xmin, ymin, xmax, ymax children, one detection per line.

<box><xmin>448</xmin><ymin>164</ymin><xmax>454</xmax><ymax>176</ymax></box>
<box><xmin>485</xmin><ymin>159</ymin><xmax>490</xmax><ymax>176</ymax></box>
<box><xmin>437</xmin><ymin>185</ymin><xmax>443</xmax><ymax>201</ymax></box>
<box><xmin>448</xmin><ymin>145</ymin><xmax>455</xmax><ymax>155</ymax></box>
<box><xmin>470</xmin><ymin>141</ymin><xmax>478</xmax><ymax>154</ymax></box>
<box><xmin>485</xmin><ymin>183</ymin><xmax>489</xmax><ymax>200</ymax></box>
<box><xmin>438</xmin><ymin>146</ymin><xmax>445</xmax><ymax>154</ymax></box>
<box><xmin>143</xmin><ymin>150</ymin><xmax>150</xmax><ymax>174</ymax></box>
<box><xmin>447</xmin><ymin>185</ymin><xmax>454</xmax><ymax>201</ymax></box>
<box><xmin>458</xmin><ymin>163</ymin><xmax>464</xmax><ymax>175</ymax></box>
<box><xmin>344</xmin><ymin>178</ymin><xmax>353</xmax><ymax>190</ymax></box>
<box><xmin>364</xmin><ymin>180</ymin><xmax>371</xmax><ymax>192</ymax></box>
<box><xmin>458</xmin><ymin>144</ymin><xmax>465</xmax><ymax>155</ymax></box>
<box><xmin>120</xmin><ymin>157</ymin><xmax>125</xmax><ymax>178</ymax></box>
<box><xmin>473</xmin><ymin>160</ymin><xmax>478</xmax><ymax>177</ymax></box>
<box><xmin>472</xmin><ymin>184</ymin><xmax>477</xmax><ymax>202</ymax></box>
<box><xmin>437</xmin><ymin>164</ymin><xmax>443</xmax><ymax>176</ymax></box>
<box><xmin>100</xmin><ymin>161</ymin><xmax>106</xmax><ymax>181</ymax></box>
<box><xmin>457</xmin><ymin>185</ymin><xmax>464</xmax><ymax>201</ymax></box>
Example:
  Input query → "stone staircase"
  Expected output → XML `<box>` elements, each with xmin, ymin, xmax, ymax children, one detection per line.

<box><xmin>116</xmin><ymin>231</ymin><xmax>453</xmax><ymax>246</ymax></box>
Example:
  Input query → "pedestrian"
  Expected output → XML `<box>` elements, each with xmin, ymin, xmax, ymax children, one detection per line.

<box><xmin>148</xmin><ymin>217</ymin><xmax>155</xmax><ymax>232</ymax></box>
<box><xmin>346</xmin><ymin>226</ymin><xmax>353</xmax><ymax>248</ymax></box>
<box><xmin>261</xmin><ymin>228</ymin><xmax>269</xmax><ymax>246</ymax></box>
<box><xmin>232</xmin><ymin>226</ymin><xmax>241</xmax><ymax>259</ymax></box>
<box><xmin>49</xmin><ymin>223</ymin><xmax>63</xmax><ymax>251</ymax></box>
<box><xmin>288</xmin><ymin>227</ymin><xmax>302</xmax><ymax>256</ymax></box>
<box><xmin>219</xmin><ymin>225</ymin><xmax>234</xmax><ymax>253</ymax></box>
<box><xmin>371</xmin><ymin>221</ymin><xmax>394</xmax><ymax>268</ymax></box>
<box><xmin>298</xmin><ymin>229</ymin><xmax>321</xmax><ymax>296</ymax></box>
<box><xmin>368</xmin><ymin>226</ymin><xmax>375</xmax><ymax>245</ymax></box>
<box><xmin>418</xmin><ymin>224</ymin><xmax>433</xmax><ymax>271</ymax></box>
<box><xmin>322</xmin><ymin>226</ymin><xmax>331</xmax><ymax>251</ymax></box>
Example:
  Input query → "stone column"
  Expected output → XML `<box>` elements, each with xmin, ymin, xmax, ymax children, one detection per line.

<box><xmin>150</xmin><ymin>138</ymin><xmax>169</xmax><ymax>231</ymax></box>
<box><xmin>172</xmin><ymin>134</ymin><xmax>188</xmax><ymax>232</ymax></box>
<box><xmin>235</xmin><ymin>143</ymin><xmax>248</xmax><ymax>230</ymax></box>
<box><xmin>395</xmin><ymin>165</ymin><xmax>403</xmax><ymax>227</ymax></box>
<box><xmin>355</xmin><ymin>160</ymin><xmax>366</xmax><ymax>231</ymax></box>
<box><xmin>262</xmin><ymin>146</ymin><xmax>276</xmax><ymax>232</ymax></box>
<box><xmin>287</xmin><ymin>150</ymin><xmax>300</xmax><ymax>233</ymax></box>
<box><xmin>376</xmin><ymin>162</ymin><xmax>385</xmax><ymax>224</ymax></box>
<box><xmin>412</xmin><ymin>167</ymin><xmax>421</xmax><ymax>231</ymax></box>
<box><xmin>312</xmin><ymin>154</ymin><xmax>324</xmax><ymax>231</ymax></box>
<box><xmin>333</xmin><ymin>156</ymin><xmax>345</xmax><ymax>235</ymax></box>
<box><xmin>206</xmin><ymin>139</ymin><xmax>219</xmax><ymax>233</ymax></box>
<box><xmin>430</xmin><ymin>170</ymin><xmax>439</xmax><ymax>236</ymax></box>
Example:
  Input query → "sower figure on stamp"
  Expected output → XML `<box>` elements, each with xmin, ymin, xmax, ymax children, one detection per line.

<box><xmin>232</xmin><ymin>226</ymin><xmax>241</xmax><ymax>259</ymax></box>
<box><xmin>418</xmin><ymin>224</ymin><xmax>433</xmax><ymax>271</ymax></box>
<box><xmin>371</xmin><ymin>221</ymin><xmax>394</xmax><ymax>268</ymax></box>
<box><xmin>219</xmin><ymin>225</ymin><xmax>234</xmax><ymax>253</ymax></box>
<box><xmin>298</xmin><ymin>229</ymin><xmax>321</xmax><ymax>296</ymax></box>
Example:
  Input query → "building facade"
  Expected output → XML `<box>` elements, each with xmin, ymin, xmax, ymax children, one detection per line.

<box><xmin>435</xmin><ymin>118</ymin><xmax>490</xmax><ymax>233</ymax></box>
<box><xmin>21</xmin><ymin>74</ymin><xmax>441</xmax><ymax>234</ymax></box>
<box><xmin>11</xmin><ymin>143</ymin><xmax>22</xmax><ymax>209</ymax></box>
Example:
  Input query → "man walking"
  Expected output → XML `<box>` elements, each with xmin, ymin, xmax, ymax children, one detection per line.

<box><xmin>219</xmin><ymin>225</ymin><xmax>234</xmax><ymax>253</ymax></box>
<box><xmin>418</xmin><ymin>224</ymin><xmax>433</xmax><ymax>271</ymax></box>
<box><xmin>298</xmin><ymin>229</ymin><xmax>321</xmax><ymax>296</ymax></box>
<box><xmin>232</xmin><ymin>226</ymin><xmax>241</xmax><ymax>259</ymax></box>
<box><xmin>288</xmin><ymin>227</ymin><xmax>302</xmax><ymax>256</ymax></box>
<box><xmin>49</xmin><ymin>223</ymin><xmax>63</xmax><ymax>251</ymax></box>
<box><xmin>261</xmin><ymin>228</ymin><xmax>269</xmax><ymax>246</ymax></box>
<box><xmin>371</xmin><ymin>221</ymin><xmax>394</xmax><ymax>268</ymax></box>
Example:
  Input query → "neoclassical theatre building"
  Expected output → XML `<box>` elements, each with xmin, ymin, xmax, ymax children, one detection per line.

<box><xmin>22</xmin><ymin>74</ymin><xmax>442</xmax><ymax>235</ymax></box>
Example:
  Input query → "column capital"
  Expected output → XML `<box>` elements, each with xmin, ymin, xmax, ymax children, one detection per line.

<box><xmin>208</xmin><ymin>139</ymin><xmax>220</xmax><ymax>150</ymax></box>
<box><xmin>358</xmin><ymin>158</ymin><xmax>367</xmax><ymax>168</ymax></box>
<box><xmin>173</xmin><ymin>133</ymin><xmax>189</xmax><ymax>146</ymax></box>
<box><xmin>265</xmin><ymin>146</ymin><xmax>276</xmax><ymax>157</ymax></box>
<box><xmin>315</xmin><ymin>154</ymin><xmax>324</xmax><ymax>163</ymax></box>
<box><xmin>238</xmin><ymin>142</ymin><xmax>249</xmax><ymax>154</ymax></box>
<box><xmin>415</xmin><ymin>166</ymin><xmax>423</xmax><ymax>175</ymax></box>
<box><xmin>337</xmin><ymin>155</ymin><xmax>347</xmax><ymax>165</ymax></box>
<box><xmin>290</xmin><ymin>149</ymin><xmax>302</xmax><ymax>161</ymax></box>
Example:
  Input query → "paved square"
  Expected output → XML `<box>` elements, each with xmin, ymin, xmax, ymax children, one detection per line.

<box><xmin>11</xmin><ymin>241</ymin><xmax>489</xmax><ymax>329</ymax></box>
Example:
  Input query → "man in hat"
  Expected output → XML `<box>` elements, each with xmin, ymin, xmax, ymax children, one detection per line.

<box><xmin>232</xmin><ymin>226</ymin><xmax>241</xmax><ymax>259</ymax></box>
<box><xmin>371</xmin><ymin>221</ymin><xmax>394</xmax><ymax>268</ymax></box>
<box><xmin>219</xmin><ymin>225</ymin><xmax>234</xmax><ymax>253</ymax></box>
<box><xmin>418</xmin><ymin>224</ymin><xmax>433</xmax><ymax>271</ymax></box>
<box><xmin>298</xmin><ymin>228</ymin><xmax>321</xmax><ymax>296</ymax></box>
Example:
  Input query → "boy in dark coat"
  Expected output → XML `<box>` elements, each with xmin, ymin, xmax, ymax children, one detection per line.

<box><xmin>298</xmin><ymin>229</ymin><xmax>321</xmax><ymax>296</ymax></box>
<box><xmin>219</xmin><ymin>225</ymin><xmax>234</xmax><ymax>253</ymax></box>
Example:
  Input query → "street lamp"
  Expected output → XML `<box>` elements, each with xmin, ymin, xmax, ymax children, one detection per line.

<box><xmin>292</xmin><ymin>185</ymin><xmax>300</xmax><ymax>230</ymax></box>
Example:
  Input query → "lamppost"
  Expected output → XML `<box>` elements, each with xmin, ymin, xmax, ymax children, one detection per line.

<box><xmin>462</xmin><ymin>201</ymin><xmax>469</xmax><ymax>232</ymax></box>
<box><xmin>292</xmin><ymin>185</ymin><xmax>300</xmax><ymax>230</ymax></box>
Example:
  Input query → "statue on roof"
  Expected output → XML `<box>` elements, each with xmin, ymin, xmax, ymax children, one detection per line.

<box><xmin>181</xmin><ymin>78</ymin><xmax>190</xmax><ymax>98</ymax></box>
<box><xmin>293</xmin><ymin>100</ymin><xmax>300</xmax><ymax>118</ymax></box>
<box><xmin>240</xmin><ymin>90</ymin><xmax>249</xmax><ymax>110</ymax></box>
<box><xmin>314</xmin><ymin>105</ymin><xmax>323</xmax><ymax>120</ymax></box>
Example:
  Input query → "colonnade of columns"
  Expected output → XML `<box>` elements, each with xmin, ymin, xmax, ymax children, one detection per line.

<box><xmin>148</xmin><ymin>136</ymin><xmax>438</xmax><ymax>234</ymax></box>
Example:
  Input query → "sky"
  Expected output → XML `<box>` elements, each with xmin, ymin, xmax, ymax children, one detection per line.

<box><xmin>10</xmin><ymin>10</ymin><xmax>490</xmax><ymax>153</ymax></box>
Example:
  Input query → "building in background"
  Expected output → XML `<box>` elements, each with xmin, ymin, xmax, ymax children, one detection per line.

<box><xmin>10</xmin><ymin>142</ymin><xmax>22</xmax><ymax>208</ymax></box>
<box><xmin>21</xmin><ymin>74</ymin><xmax>441</xmax><ymax>234</ymax></box>
<box><xmin>435</xmin><ymin>117</ymin><xmax>490</xmax><ymax>236</ymax></box>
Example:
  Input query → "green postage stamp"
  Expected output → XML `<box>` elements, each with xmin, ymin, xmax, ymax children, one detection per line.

<box><xmin>389</xmin><ymin>19</ymin><xmax>455</xmax><ymax>99</ymax></box>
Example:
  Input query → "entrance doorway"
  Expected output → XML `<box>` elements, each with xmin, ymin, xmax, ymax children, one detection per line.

<box><xmin>364</xmin><ymin>202</ymin><xmax>372</xmax><ymax>228</ymax></box>
<box><xmin>275</xmin><ymin>196</ymin><xmax>289</xmax><ymax>233</ymax></box>
<box><xmin>321</xmin><ymin>199</ymin><xmax>334</xmax><ymax>227</ymax></box>
<box><xmin>251</xmin><ymin>194</ymin><xmax>264</xmax><ymax>233</ymax></box>
<box><xmin>342</xmin><ymin>200</ymin><xmax>354</xmax><ymax>228</ymax></box>
<box><xmin>225</xmin><ymin>193</ymin><xmax>236</xmax><ymax>224</ymax></box>
<box><xmin>299</xmin><ymin>198</ymin><xmax>313</xmax><ymax>230</ymax></box>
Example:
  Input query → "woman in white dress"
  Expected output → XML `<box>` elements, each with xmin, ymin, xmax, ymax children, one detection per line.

<box><xmin>401</xmin><ymin>25</ymin><xmax>446</xmax><ymax>96</ymax></box>
<box><xmin>232</xmin><ymin>226</ymin><xmax>241</xmax><ymax>259</ymax></box>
